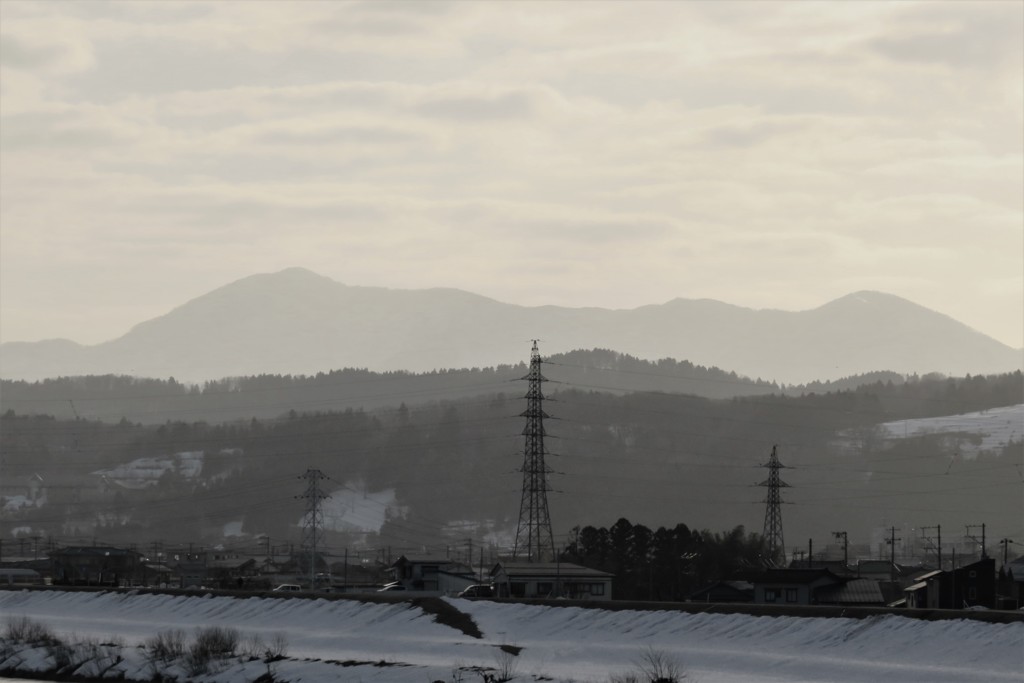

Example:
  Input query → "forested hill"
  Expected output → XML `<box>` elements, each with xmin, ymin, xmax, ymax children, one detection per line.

<box><xmin>1</xmin><ymin>370</ymin><xmax>1020</xmax><ymax>556</ymax></box>
<box><xmin>1</xmin><ymin>349</ymin><xmax>786</xmax><ymax>424</ymax></box>
<box><xmin>6</xmin><ymin>348</ymin><xmax>1009</xmax><ymax>426</ymax></box>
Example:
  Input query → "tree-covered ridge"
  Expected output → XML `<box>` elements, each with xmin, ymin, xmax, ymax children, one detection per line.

<box><xmin>1</xmin><ymin>370</ymin><xmax>1019</xmax><ymax>559</ymax></box>
<box><xmin>3</xmin><ymin>351</ymin><xmax>1020</xmax><ymax>426</ymax></box>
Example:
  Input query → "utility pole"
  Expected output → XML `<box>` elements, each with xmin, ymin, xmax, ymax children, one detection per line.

<box><xmin>833</xmin><ymin>531</ymin><xmax>848</xmax><ymax>569</ymax></box>
<box><xmin>921</xmin><ymin>525</ymin><xmax>941</xmax><ymax>570</ymax></box>
<box><xmin>758</xmin><ymin>445</ymin><xmax>789</xmax><ymax>567</ymax></box>
<box><xmin>886</xmin><ymin>527</ymin><xmax>901</xmax><ymax>581</ymax></box>
<box><xmin>298</xmin><ymin>469</ymin><xmax>329</xmax><ymax>589</ymax></box>
<box><xmin>965</xmin><ymin>524</ymin><xmax>986</xmax><ymax>559</ymax></box>
<box><xmin>513</xmin><ymin>341</ymin><xmax>555</xmax><ymax>563</ymax></box>
<box><xmin>999</xmin><ymin>538</ymin><xmax>1014</xmax><ymax>568</ymax></box>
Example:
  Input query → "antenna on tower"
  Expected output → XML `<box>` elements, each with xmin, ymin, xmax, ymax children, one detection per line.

<box><xmin>298</xmin><ymin>468</ymin><xmax>329</xmax><ymax>588</ymax></box>
<box><xmin>758</xmin><ymin>444</ymin><xmax>789</xmax><ymax>567</ymax></box>
<box><xmin>512</xmin><ymin>340</ymin><xmax>555</xmax><ymax>563</ymax></box>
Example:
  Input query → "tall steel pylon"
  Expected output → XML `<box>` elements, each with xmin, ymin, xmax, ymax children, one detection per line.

<box><xmin>512</xmin><ymin>340</ymin><xmax>555</xmax><ymax>562</ymax></box>
<box><xmin>758</xmin><ymin>445</ymin><xmax>789</xmax><ymax>567</ymax></box>
<box><xmin>299</xmin><ymin>468</ymin><xmax>329</xmax><ymax>586</ymax></box>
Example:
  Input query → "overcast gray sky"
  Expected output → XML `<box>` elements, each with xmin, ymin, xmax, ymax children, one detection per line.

<box><xmin>1</xmin><ymin>0</ymin><xmax>1021</xmax><ymax>348</ymax></box>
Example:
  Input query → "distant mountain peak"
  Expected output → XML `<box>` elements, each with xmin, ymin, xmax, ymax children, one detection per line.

<box><xmin>1</xmin><ymin>270</ymin><xmax>1020</xmax><ymax>383</ymax></box>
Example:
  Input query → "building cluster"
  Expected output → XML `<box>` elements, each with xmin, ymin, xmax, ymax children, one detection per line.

<box><xmin>2</xmin><ymin>543</ymin><xmax>1022</xmax><ymax>612</ymax></box>
<box><xmin>695</xmin><ymin>556</ymin><xmax>1021</xmax><ymax>610</ymax></box>
<box><xmin>0</xmin><ymin>544</ymin><xmax>617</xmax><ymax>601</ymax></box>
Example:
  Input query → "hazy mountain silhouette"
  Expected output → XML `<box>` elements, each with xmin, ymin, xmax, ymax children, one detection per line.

<box><xmin>1</xmin><ymin>267</ymin><xmax>1020</xmax><ymax>383</ymax></box>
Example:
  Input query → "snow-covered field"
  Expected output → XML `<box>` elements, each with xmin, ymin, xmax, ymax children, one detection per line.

<box><xmin>1</xmin><ymin>590</ymin><xmax>1021</xmax><ymax>683</ymax></box>
<box><xmin>875</xmin><ymin>403</ymin><xmax>1023</xmax><ymax>457</ymax></box>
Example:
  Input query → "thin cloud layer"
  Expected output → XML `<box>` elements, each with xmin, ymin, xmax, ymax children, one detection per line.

<box><xmin>1</xmin><ymin>0</ymin><xmax>1021</xmax><ymax>349</ymax></box>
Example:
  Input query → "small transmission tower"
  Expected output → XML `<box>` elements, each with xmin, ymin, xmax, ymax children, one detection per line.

<box><xmin>758</xmin><ymin>445</ymin><xmax>789</xmax><ymax>567</ymax></box>
<box><xmin>299</xmin><ymin>468</ymin><xmax>329</xmax><ymax>587</ymax></box>
<box><xmin>512</xmin><ymin>340</ymin><xmax>555</xmax><ymax>562</ymax></box>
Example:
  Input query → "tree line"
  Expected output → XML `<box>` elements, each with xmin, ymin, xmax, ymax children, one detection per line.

<box><xmin>561</xmin><ymin>518</ymin><xmax>766</xmax><ymax>601</ymax></box>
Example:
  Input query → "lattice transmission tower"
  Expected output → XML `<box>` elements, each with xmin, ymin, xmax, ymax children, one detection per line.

<box><xmin>758</xmin><ymin>444</ymin><xmax>789</xmax><ymax>567</ymax></box>
<box><xmin>512</xmin><ymin>340</ymin><xmax>555</xmax><ymax>562</ymax></box>
<box><xmin>298</xmin><ymin>468</ymin><xmax>329</xmax><ymax>586</ymax></box>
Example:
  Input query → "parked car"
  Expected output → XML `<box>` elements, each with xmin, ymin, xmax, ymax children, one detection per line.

<box><xmin>272</xmin><ymin>584</ymin><xmax>302</xmax><ymax>592</ymax></box>
<box><xmin>458</xmin><ymin>584</ymin><xmax>494</xmax><ymax>598</ymax></box>
<box><xmin>377</xmin><ymin>583</ymin><xmax>406</xmax><ymax>592</ymax></box>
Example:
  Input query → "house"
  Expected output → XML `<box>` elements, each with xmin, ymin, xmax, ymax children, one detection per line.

<box><xmin>387</xmin><ymin>555</ymin><xmax>477</xmax><ymax>594</ymax></box>
<box><xmin>49</xmin><ymin>546</ymin><xmax>143</xmax><ymax>586</ymax></box>
<box><xmin>0</xmin><ymin>567</ymin><xmax>45</xmax><ymax>586</ymax></box>
<box><xmin>688</xmin><ymin>580</ymin><xmax>754</xmax><ymax>603</ymax></box>
<box><xmin>751</xmin><ymin>568</ymin><xmax>884</xmax><ymax>606</ymax></box>
<box><xmin>903</xmin><ymin>570</ymin><xmax>943</xmax><ymax>609</ymax></box>
<box><xmin>490</xmin><ymin>562</ymin><xmax>613</xmax><ymax>601</ymax></box>
<box><xmin>903</xmin><ymin>558</ymin><xmax>995</xmax><ymax>609</ymax></box>
<box><xmin>997</xmin><ymin>555</ymin><xmax>1024</xmax><ymax>609</ymax></box>
<box><xmin>329</xmin><ymin>559</ymin><xmax>386</xmax><ymax>592</ymax></box>
<box><xmin>752</xmin><ymin>568</ymin><xmax>844</xmax><ymax>605</ymax></box>
<box><xmin>175</xmin><ymin>560</ymin><xmax>209</xmax><ymax>589</ymax></box>
<box><xmin>139</xmin><ymin>562</ymin><xmax>174</xmax><ymax>587</ymax></box>
<box><xmin>207</xmin><ymin>557</ymin><xmax>258</xmax><ymax>589</ymax></box>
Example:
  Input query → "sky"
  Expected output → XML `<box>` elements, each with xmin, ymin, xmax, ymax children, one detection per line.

<box><xmin>1</xmin><ymin>0</ymin><xmax>1022</xmax><ymax>349</ymax></box>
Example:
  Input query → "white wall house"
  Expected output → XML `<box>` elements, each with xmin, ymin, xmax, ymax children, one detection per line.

<box><xmin>387</xmin><ymin>555</ymin><xmax>477</xmax><ymax>595</ymax></box>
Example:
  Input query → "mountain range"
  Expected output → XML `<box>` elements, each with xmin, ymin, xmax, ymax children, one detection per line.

<box><xmin>1</xmin><ymin>267</ymin><xmax>1020</xmax><ymax>384</ymax></box>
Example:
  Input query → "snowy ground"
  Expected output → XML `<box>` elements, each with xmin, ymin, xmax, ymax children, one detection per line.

<box><xmin>875</xmin><ymin>403</ymin><xmax>1023</xmax><ymax>457</ymax></box>
<box><xmin>1</xmin><ymin>590</ymin><xmax>1021</xmax><ymax>683</ymax></box>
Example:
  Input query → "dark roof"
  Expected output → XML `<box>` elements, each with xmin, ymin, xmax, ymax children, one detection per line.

<box><xmin>788</xmin><ymin>560</ymin><xmax>853</xmax><ymax>575</ymax></box>
<box><xmin>492</xmin><ymin>562</ymin><xmax>613</xmax><ymax>579</ymax></box>
<box><xmin>688</xmin><ymin>580</ymin><xmax>754</xmax><ymax>600</ymax></box>
<box><xmin>207</xmin><ymin>558</ymin><xmax>256</xmax><ymax>570</ymax></box>
<box><xmin>390</xmin><ymin>555</ymin><xmax>464</xmax><ymax>568</ymax></box>
<box><xmin>754</xmin><ymin>568</ymin><xmax>845</xmax><ymax>585</ymax></box>
<box><xmin>0</xmin><ymin>568</ymin><xmax>41</xmax><ymax>577</ymax></box>
<box><xmin>816</xmin><ymin>578</ymin><xmax>885</xmax><ymax>605</ymax></box>
<box><xmin>49</xmin><ymin>546</ymin><xmax>142</xmax><ymax>558</ymax></box>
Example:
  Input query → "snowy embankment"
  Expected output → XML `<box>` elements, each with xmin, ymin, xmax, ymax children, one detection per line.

<box><xmin>1</xmin><ymin>590</ymin><xmax>1022</xmax><ymax>683</ymax></box>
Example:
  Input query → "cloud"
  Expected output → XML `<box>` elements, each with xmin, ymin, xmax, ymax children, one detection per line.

<box><xmin>0</xmin><ymin>0</ymin><xmax>1021</xmax><ymax>348</ymax></box>
<box><xmin>253</xmin><ymin>124</ymin><xmax>426</xmax><ymax>147</ymax></box>
<box><xmin>416</xmin><ymin>90</ymin><xmax>536</xmax><ymax>121</ymax></box>
<box><xmin>0</xmin><ymin>34</ymin><xmax>65</xmax><ymax>70</ymax></box>
<box><xmin>0</xmin><ymin>25</ymin><xmax>95</xmax><ymax>75</ymax></box>
<box><xmin>0</xmin><ymin>110</ymin><xmax>126</xmax><ymax>150</ymax></box>
<box><xmin>867</xmin><ymin>3</ymin><xmax>1023</xmax><ymax>69</ymax></box>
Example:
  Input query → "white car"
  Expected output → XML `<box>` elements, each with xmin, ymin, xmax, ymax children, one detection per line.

<box><xmin>273</xmin><ymin>584</ymin><xmax>302</xmax><ymax>592</ymax></box>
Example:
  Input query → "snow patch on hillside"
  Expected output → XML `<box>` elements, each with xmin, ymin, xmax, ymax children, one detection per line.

<box><xmin>93</xmin><ymin>451</ymin><xmax>204</xmax><ymax>489</ymax></box>
<box><xmin>1</xmin><ymin>493</ymin><xmax>46</xmax><ymax>513</ymax></box>
<box><xmin>876</xmin><ymin>404</ymin><xmax>1023</xmax><ymax>457</ymax></box>
<box><xmin>316</xmin><ymin>481</ymin><xmax>406</xmax><ymax>534</ymax></box>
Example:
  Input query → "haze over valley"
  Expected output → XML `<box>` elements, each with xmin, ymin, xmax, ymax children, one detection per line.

<box><xmin>2</xmin><ymin>268</ymin><xmax>1020</xmax><ymax>385</ymax></box>
<box><xmin>1</xmin><ymin>9</ymin><xmax>1022</xmax><ymax>666</ymax></box>
<box><xmin>1</xmin><ymin>270</ymin><xmax>1021</xmax><ymax>568</ymax></box>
